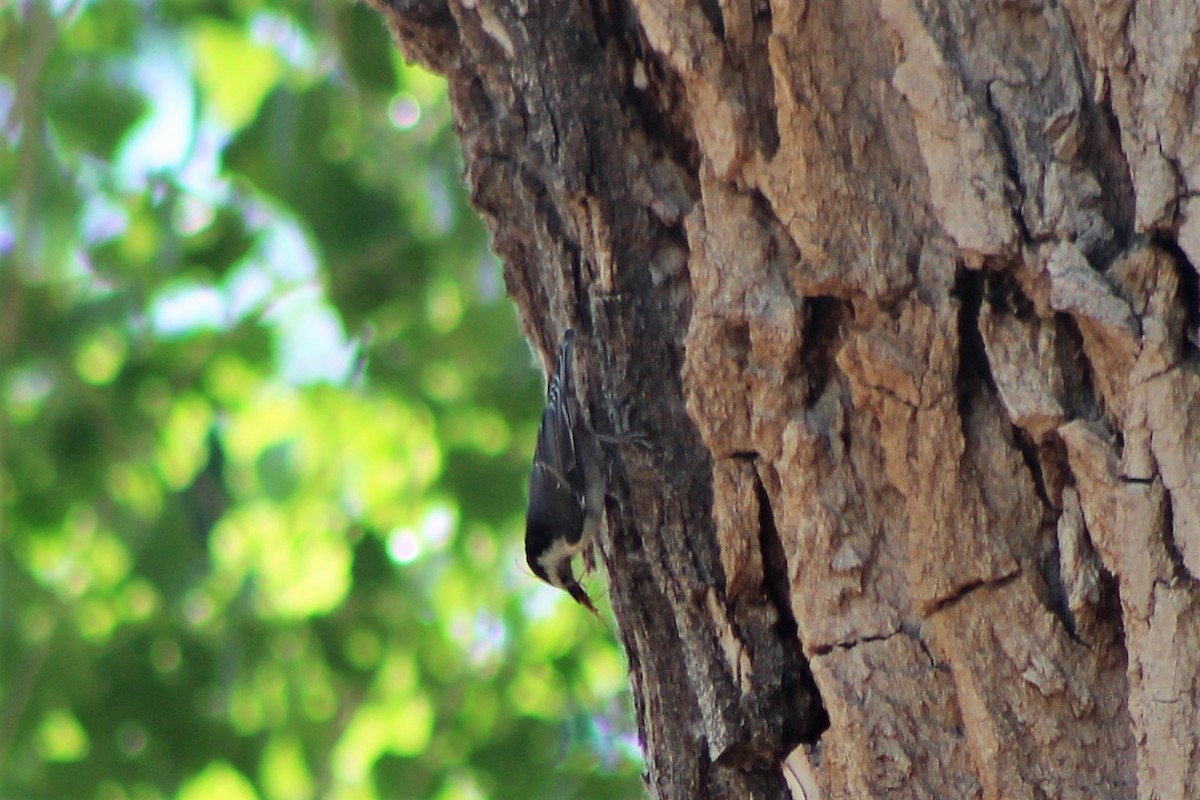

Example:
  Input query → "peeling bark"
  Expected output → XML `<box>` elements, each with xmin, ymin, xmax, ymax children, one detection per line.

<box><xmin>367</xmin><ymin>1</ymin><xmax>1200</xmax><ymax>797</ymax></box>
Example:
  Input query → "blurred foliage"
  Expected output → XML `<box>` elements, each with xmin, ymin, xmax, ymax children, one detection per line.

<box><xmin>0</xmin><ymin>1</ymin><xmax>641</xmax><ymax>798</ymax></box>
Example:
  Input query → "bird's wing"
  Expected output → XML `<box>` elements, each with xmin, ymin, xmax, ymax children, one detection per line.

<box><xmin>526</xmin><ymin>463</ymin><xmax>587</xmax><ymax>552</ymax></box>
<box><xmin>533</xmin><ymin>330</ymin><xmax>584</xmax><ymax>494</ymax></box>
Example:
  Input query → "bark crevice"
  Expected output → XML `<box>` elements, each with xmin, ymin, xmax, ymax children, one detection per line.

<box><xmin>750</xmin><ymin>462</ymin><xmax>829</xmax><ymax>747</ymax></box>
<box><xmin>799</xmin><ymin>296</ymin><xmax>846</xmax><ymax>408</ymax></box>
<box><xmin>925</xmin><ymin>571</ymin><xmax>1022</xmax><ymax>617</ymax></box>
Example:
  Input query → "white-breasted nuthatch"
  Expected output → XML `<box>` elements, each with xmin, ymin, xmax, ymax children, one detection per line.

<box><xmin>525</xmin><ymin>329</ymin><xmax>605</xmax><ymax>614</ymax></box>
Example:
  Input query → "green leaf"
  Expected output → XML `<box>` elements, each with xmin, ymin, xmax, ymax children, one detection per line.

<box><xmin>189</xmin><ymin>17</ymin><xmax>284</xmax><ymax>130</ymax></box>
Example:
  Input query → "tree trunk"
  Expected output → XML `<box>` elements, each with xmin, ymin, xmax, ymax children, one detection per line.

<box><xmin>367</xmin><ymin>1</ymin><xmax>1200</xmax><ymax>798</ymax></box>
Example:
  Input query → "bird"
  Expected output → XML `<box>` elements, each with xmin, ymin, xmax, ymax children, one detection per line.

<box><xmin>524</xmin><ymin>329</ymin><xmax>605</xmax><ymax>615</ymax></box>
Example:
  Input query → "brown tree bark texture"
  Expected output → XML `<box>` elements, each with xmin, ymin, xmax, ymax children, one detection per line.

<box><xmin>368</xmin><ymin>1</ymin><xmax>1200</xmax><ymax>798</ymax></box>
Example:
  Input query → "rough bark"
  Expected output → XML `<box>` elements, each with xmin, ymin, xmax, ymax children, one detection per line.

<box><xmin>367</xmin><ymin>1</ymin><xmax>1200</xmax><ymax>798</ymax></box>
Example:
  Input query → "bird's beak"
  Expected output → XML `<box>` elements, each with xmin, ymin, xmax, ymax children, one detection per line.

<box><xmin>565</xmin><ymin>581</ymin><xmax>601</xmax><ymax>618</ymax></box>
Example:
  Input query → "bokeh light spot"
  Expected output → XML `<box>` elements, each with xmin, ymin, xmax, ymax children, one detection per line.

<box><xmin>151</xmin><ymin>637</ymin><xmax>182</xmax><ymax>674</ymax></box>
<box><xmin>117</xmin><ymin>722</ymin><xmax>148</xmax><ymax>758</ymax></box>
<box><xmin>178</xmin><ymin>761</ymin><xmax>258</xmax><ymax>800</ymax></box>
<box><xmin>386</xmin><ymin>529</ymin><xmax>421</xmax><ymax>564</ymax></box>
<box><xmin>388</xmin><ymin>93</ymin><xmax>421</xmax><ymax>129</ymax></box>
<box><xmin>35</xmin><ymin>709</ymin><xmax>90</xmax><ymax>762</ymax></box>
<box><xmin>75</xmin><ymin>327</ymin><xmax>127</xmax><ymax>385</ymax></box>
